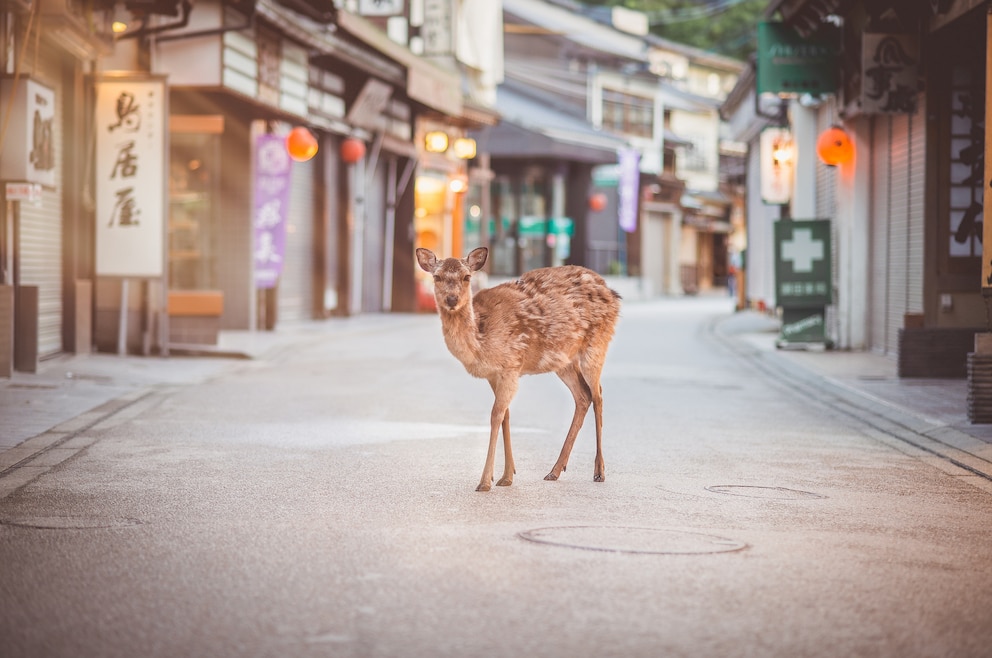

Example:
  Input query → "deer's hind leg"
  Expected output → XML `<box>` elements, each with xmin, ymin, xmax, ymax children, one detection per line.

<box><xmin>545</xmin><ymin>363</ymin><xmax>592</xmax><ymax>482</ymax></box>
<box><xmin>581</xmin><ymin>349</ymin><xmax>608</xmax><ymax>482</ymax></box>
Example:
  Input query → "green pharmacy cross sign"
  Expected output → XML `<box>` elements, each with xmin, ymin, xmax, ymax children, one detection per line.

<box><xmin>774</xmin><ymin>219</ymin><xmax>832</xmax><ymax>346</ymax></box>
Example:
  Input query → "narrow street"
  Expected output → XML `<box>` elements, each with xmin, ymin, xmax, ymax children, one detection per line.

<box><xmin>2</xmin><ymin>296</ymin><xmax>991</xmax><ymax>657</ymax></box>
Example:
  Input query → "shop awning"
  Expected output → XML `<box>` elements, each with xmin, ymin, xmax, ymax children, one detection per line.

<box><xmin>764</xmin><ymin>0</ymin><xmax>853</xmax><ymax>36</ymax></box>
<box><xmin>474</xmin><ymin>84</ymin><xmax>629</xmax><ymax>164</ymax></box>
<box><xmin>335</xmin><ymin>10</ymin><xmax>463</xmax><ymax>117</ymax></box>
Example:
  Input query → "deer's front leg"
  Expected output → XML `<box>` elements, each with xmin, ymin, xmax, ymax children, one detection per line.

<box><xmin>477</xmin><ymin>406</ymin><xmax>501</xmax><ymax>492</ymax></box>
<box><xmin>479</xmin><ymin>377</ymin><xmax>517</xmax><ymax>491</ymax></box>
<box><xmin>496</xmin><ymin>409</ymin><xmax>515</xmax><ymax>487</ymax></box>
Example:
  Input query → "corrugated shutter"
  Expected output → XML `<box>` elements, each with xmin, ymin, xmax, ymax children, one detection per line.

<box><xmin>907</xmin><ymin>96</ymin><xmax>926</xmax><ymax>314</ymax></box>
<box><xmin>888</xmin><ymin>112</ymin><xmax>910</xmax><ymax>355</ymax></box>
<box><xmin>869</xmin><ymin>115</ymin><xmax>891</xmax><ymax>353</ymax></box>
<box><xmin>745</xmin><ymin>142</ymin><xmax>776</xmax><ymax>309</ymax></box>
<box><xmin>362</xmin><ymin>158</ymin><xmax>387</xmax><ymax>312</ymax></box>
<box><xmin>815</xmin><ymin>109</ymin><xmax>839</xmax><ymax>342</ymax></box>
<box><xmin>278</xmin><ymin>157</ymin><xmax>316</xmax><ymax>322</ymax></box>
<box><xmin>18</xmin><ymin>51</ymin><xmax>64</xmax><ymax>358</ymax></box>
<box><xmin>867</xmin><ymin>95</ymin><xmax>925</xmax><ymax>357</ymax></box>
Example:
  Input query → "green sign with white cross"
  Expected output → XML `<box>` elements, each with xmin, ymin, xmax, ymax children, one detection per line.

<box><xmin>774</xmin><ymin>219</ymin><xmax>832</xmax><ymax>308</ymax></box>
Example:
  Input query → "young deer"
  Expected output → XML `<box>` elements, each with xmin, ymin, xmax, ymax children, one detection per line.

<box><xmin>417</xmin><ymin>247</ymin><xmax>621</xmax><ymax>492</ymax></box>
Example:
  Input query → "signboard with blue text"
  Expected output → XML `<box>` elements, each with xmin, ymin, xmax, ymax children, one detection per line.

<box><xmin>775</xmin><ymin>219</ymin><xmax>832</xmax><ymax>345</ymax></box>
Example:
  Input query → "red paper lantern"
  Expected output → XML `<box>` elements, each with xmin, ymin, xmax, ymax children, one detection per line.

<box><xmin>340</xmin><ymin>137</ymin><xmax>366</xmax><ymax>164</ymax></box>
<box><xmin>589</xmin><ymin>192</ymin><xmax>608</xmax><ymax>212</ymax></box>
<box><xmin>286</xmin><ymin>127</ymin><xmax>318</xmax><ymax>162</ymax></box>
<box><xmin>816</xmin><ymin>125</ymin><xmax>854</xmax><ymax>167</ymax></box>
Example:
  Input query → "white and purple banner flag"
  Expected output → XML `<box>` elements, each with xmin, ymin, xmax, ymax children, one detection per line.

<box><xmin>254</xmin><ymin>133</ymin><xmax>292</xmax><ymax>289</ymax></box>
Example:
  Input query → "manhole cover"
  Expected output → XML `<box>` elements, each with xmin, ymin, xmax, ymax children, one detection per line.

<box><xmin>1</xmin><ymin>517</ymin><xmax>144</xmax><ymax>530</ymax></box>
<box><xmin>518</xmin><ymin>526</ymin><xmax>747</xmax><ymax>555</ymax></box>
<box><xmin>705</xmin><ymin>485</ymin><xmax>826</xmax><ymax>500</ymax></box>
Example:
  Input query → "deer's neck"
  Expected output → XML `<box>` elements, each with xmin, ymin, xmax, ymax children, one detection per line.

<box><xmin>439</xmin><ymin>303</ymin><xmax>482</xmax><ymax>369</ymax></box>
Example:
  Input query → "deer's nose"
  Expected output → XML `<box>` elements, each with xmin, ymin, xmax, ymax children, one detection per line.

<box><xmin>445</xmin><ymin>295</ymin><xmax>458</xmax><ymax>308</ymax></box>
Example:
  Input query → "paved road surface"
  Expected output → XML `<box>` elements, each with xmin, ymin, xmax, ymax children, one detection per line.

<box><xmin>2</xmin><ymin>297</ymin><xmax>990</xmax><ymax>657</ymax></box>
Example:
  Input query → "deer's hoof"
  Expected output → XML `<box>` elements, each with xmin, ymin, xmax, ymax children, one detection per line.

<box><xmin>544</xmin><ymin>472</ymin><xmax>559</xmax><ymax>481</ymax></box>
<box><xmin>476</xmin><ymin>482</ymin><xmax>492</xmax><ymax>492</ymax></box>
<box><xmin>594</xmin><ymin>474</ymin><xmax>605</xmax><ymax>483</ymax></box>
<box><xmin>496</xmin><ymin>477</ymin><xmax>513</xmax><ymax>487</ymax></box>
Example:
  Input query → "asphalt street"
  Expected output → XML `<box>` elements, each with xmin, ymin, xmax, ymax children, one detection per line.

<box><xmin>2</xmin><ymin>296</ymin><xmax>991</xmax><ymax>657</ymax></box>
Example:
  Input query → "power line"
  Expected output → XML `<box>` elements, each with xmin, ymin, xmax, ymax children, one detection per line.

<box><xmin>647</xmin><ymin>0</ymin><xmax>755</xmax><ymax>25</ymax></box>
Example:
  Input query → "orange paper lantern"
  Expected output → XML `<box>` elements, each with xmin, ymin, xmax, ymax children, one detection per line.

<box><xmin>816</xmin><ymin>125</ymin><xmax>854</xmax><ymax>166</ymax></box>
<box><xmin>589</xmin><ymin>192</ymin><xmax>608</xmax><ymax>212</ymax></box>
<box><xmin>286</xmin><ymin>127</ymin><xmax>318</xmax><ymax>162</ymax></box>
<box><xmin>340</xmin><ymin>137</ymin><xmax>366</xmax><ymax>164</ymax></box>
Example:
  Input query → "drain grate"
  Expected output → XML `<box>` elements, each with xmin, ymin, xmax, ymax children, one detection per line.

<box><xmin>519</xmin><ymin>526</ymin><xmax>747</xmax><ymax>555</ymax></box>
<box><xmin>705</xmin><ymin>485</ymin><xmax>826</xmax><ymax>500</ymax></box>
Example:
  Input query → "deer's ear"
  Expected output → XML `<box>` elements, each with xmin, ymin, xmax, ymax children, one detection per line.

<box><xmin>416</xmin><ymin>248</ymin><xmax>438</xmax><ymax>273</ymax></box>
<box><xmin>466</xmin><ymin>247</ymin><xmax>488</xmax><ymax>272</ymax></box>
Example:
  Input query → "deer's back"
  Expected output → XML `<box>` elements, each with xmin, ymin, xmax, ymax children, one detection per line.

<box><xmin>472</xmin><ymin>265</ymin><xmax>621</xmax><ymax>374</ymax></box>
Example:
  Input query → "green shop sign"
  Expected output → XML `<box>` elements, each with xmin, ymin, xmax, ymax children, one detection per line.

<box><xmin>774</xmin><ymin>219</ymin><xmax>832</xmax><ymax>308</ymax></box>
<box><xmin>780</xmin><ymin>308</ymin><xmax>828</xmax><ymax>344</ymax></box>
<box><xmin>775</xmin><ymin>219</ymin><xmax>832</xmax><ymax>347</ymax></box>
<box><xmin>466</xmin><ymin>215</ymin><xmax>574</xmax><ymax>237</ymax></box>
<box><xmin>757</xmin><ymin>22</ymin><xmax>841</xmax><ymax>96</ymax></box>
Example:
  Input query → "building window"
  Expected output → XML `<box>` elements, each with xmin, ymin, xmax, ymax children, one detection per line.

<box><xmin>602</xmin><ymin>89</ymin><xmax>654</xmax><ymax>139</ymax></box>
<box><xmin>169</xmin><ymin>132</ymin><xmax>220</xmax><ymax>290</ymax></box>
<box><xmin>682</xmin><ymin>136</ymin><xmax>710</xmax><ymax>173</ymax></box>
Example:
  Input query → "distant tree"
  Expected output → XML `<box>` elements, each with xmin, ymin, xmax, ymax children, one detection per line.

<box><xmin>584</xmin><ymin>0</ymin><xmax>766</xmax><ymax>61</ymax></box>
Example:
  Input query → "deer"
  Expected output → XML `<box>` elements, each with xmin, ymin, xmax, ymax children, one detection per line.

<box><xmin>416</xmin><ymin>246</ymin><xmax>621</xmax><ymax>492</ymax></box>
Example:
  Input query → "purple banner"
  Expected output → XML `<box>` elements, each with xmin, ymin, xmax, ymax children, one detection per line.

<box><xmin>254</xmin><ymin>133</ymin><xmax>292</xmax><ymax>289</ymax></box>
<box><xmin>618</xmin><ymin>147</ymin><xmax>640</xmax><ymax>233</ymax></box>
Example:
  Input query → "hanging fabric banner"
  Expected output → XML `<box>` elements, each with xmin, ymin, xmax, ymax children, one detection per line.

<box><xmin>618</xmin><ymin>147</ymin><xmax>640</xmax><ymax>233</ymax></box>
<box><xmin>254</xmin><ymin>133</ymin><xmax>293</xmax><ymax>289</ymax></box>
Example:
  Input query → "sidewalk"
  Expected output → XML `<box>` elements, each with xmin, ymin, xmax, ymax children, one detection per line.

<box><xmin>716</xmin><ymin>310</ymin><xmax>992</xmax><ymax>485</ymax></box>
<box><xmin>0</xmin><ymin>313</ymin><xmax>415</xmax><ymax>470</ymax></box>
<box><xmin>3</xmin><ymin>308</ymin><xmax>992</xmax><ymax>485</ymax></box>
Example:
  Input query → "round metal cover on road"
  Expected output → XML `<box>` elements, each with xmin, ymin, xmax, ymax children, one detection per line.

<box><xmin>705</xmin><ymin>485</ymin><xmax>826</xmax><ymax>500</ymax></box>
<box><xmin>518</xmin><ymin>526</ymin><xmax>747</xmax><ymax>555</ymax></box>
<box><xmin>1</xmin><ymin>516</ymin><xmax>144</xmax><ymax>530</ymax></box>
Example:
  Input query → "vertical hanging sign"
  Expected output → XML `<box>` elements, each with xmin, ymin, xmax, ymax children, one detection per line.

<box><xmin>617</xmin><ymin>148</ymin><xmax>640</xmax><ymax>233</ymax></box>
<box><xmin>760</xmin><ymin>127</ymin><xmax>794</xmax><ymax>205</ymax></box>
<box><xmin>254</xmin><ymin>133</ymin><xmax>292</xmax><ymax>289</ymax></box>
<box><xmin>94</xmin><ymin>76</ymin><xmax>167</xmax><ymax>277</ymax></box>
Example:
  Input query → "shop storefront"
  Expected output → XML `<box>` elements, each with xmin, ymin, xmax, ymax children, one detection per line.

<box><xmin>0</xmin><ymin>1</ymin><xmax>113</xmax><ymax>373</ymax></box>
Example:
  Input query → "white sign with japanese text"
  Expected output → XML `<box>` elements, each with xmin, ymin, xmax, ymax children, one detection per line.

<box><xmin>94</xmin><ymin>76</ymin><xmax>166</xmax><ymax>277</ymax></box>
<box><xmin>0</xmin><ymin>77</ymin><xmax>56</xmax><ymax>187</ymax></box>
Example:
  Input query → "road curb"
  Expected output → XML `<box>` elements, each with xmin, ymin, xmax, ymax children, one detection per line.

<box><xmin>0</xmin><ymin>388</ymin><xmax>159</xmax><ymax>500</ymax></box>
<box><xmin>711</xmin><ymin>315</ymin><xmax>992</xmax><ymax>489</ymax></box>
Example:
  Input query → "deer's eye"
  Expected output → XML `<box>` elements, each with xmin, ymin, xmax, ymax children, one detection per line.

<box><xmin>463</xmin><ymin>275</ymin><xmax>471</xmax><ymax>282</ymax></box>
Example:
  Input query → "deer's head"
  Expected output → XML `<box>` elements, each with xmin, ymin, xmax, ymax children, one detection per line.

<box><xmin>416</xmin><ymin>247</ymin><xmax>488</xmax><ymax>313</ymax></box>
